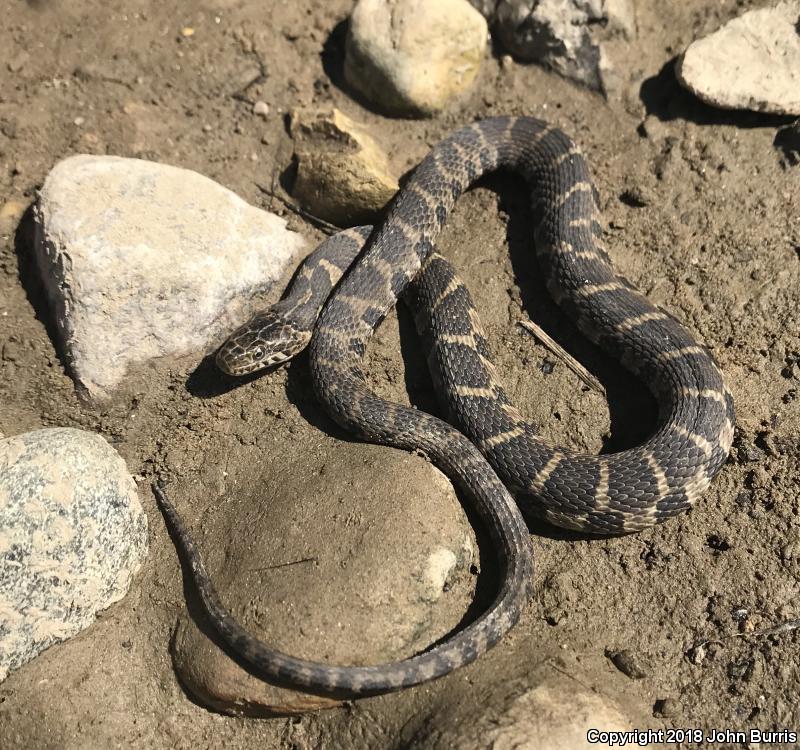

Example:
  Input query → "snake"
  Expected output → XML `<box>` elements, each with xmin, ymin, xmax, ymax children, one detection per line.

<box><xmin>155</xmin><ymin>116</ymin><xmax>735</xmax><ymax>699</ymax></box>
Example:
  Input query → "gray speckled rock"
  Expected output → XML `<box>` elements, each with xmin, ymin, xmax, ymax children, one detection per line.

<box><xmin>0</xmin><ymin>428</ymin><xmax>148</xmax><ymax>682</ymax></box>
<box><xmin>344</xmin><ymin>0</ymin><xmax>488</xmax><ymax>117</ymax></box>
<box><xmin>676</xmin><ymin>1</ymin><xmax>800</xmax><ymax>116</ymax></box>
<box><xmin>493</xmin><ymin>0</ymin><xmax>635</xmax><ymax>92</ymax></box>
<box><xmin>34</xmin><ymin>155</ymin><xmax>307</xmax><ymax>401</ymax></box>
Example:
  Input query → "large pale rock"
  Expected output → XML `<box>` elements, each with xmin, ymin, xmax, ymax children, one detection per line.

<box><xmin>34</xmin><ymin>156</ymin><xmax>307</xmax><ymax>400</ymax></box>
<box><xmin>290</xmin><ymin>108</ymin><xmax>399</xmax><ymax>224</ymax></box>
<box><xmin>0</xmin><ymin>428</ymin><xmax>148</xmax><ymax>682</ymax></box>
<box><xmin>405</xmin><ymin>663</ymin><xmax>634</xmax><ymax>750</ymax></box>
<box><xmin>345</xmin><ymin>0</ymin><xmax>488</xmax><ymax>117</ymax></box>
<box><xmin>676</xmin><ymin>2</ymin><xmax>800</xmax><ymax>116</ymax></box>
<box><xmin>171</xmin><ymin>442</ymin><xmax>477</xmax><ymax>716</ymax></box>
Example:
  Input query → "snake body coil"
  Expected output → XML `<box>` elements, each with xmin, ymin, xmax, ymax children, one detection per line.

<box><xmin>160</xmin><ymin>116</ymin><xmax>734</xmax><ymax>698</ymax></box>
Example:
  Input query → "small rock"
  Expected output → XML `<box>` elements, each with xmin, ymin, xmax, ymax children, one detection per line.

<box><xmin>0</xmin><ymin>428</ymin><xmax>148</xmax><ymax>682</ymax></box>
<box><xmin>252</xmin><ymin>100</ymin><xmax>270</xmax><ymax>118</ymax></box>
<box><xmin>344</xmin><ymin>0</ymin><xmax>488</xmax><ymax>117</ymax></box>
<box><xmin>34</xmin><ymin>155</ymin><xmax>307</xmax><ymax>400</ymax></box>
<box><xmin>606</xmin><ymin>648</ymin><xmax>648</xmax><ymax>679</ymax></box>
<box><xmin>494</xmin><ymin>0</ymin><xmax>635</xmax><ymax>91</ymax></box>
<box><xmin>171</xmin><ymin>442</ymin><xmax>476</xmax><ymax>715</ymax></box>
<box><xmin>676</xmin><ymin>1</ymin><xmax>800</xmax><ymax>116</ymax></box>
<box><xmin>290</xmin><ymin>107</ymin><xmax>399</xmax><ymax>224</ymax></box>
<box><xmin>653</xmin><ymin>696</ymin><xmax>681</xmax><ymax>718</ymax></box>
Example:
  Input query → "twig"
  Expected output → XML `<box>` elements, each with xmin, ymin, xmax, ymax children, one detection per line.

<box><xmin>245</xmin><ymin>556</ymin><xmax>318</xmax><ymax>573</ymax></box>
<box><xmin>254</xmin><ymin>183</ymin><xmax>340</xmax><ymax>234</ymax></box>
<box><xmin>517</xmin><ymin>319</ymin><xmax>605</xmax><ymax>396</ymax></box>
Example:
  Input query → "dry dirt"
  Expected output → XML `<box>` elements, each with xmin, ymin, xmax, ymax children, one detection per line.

<box><xmin>0</xmin><ymin>0</ymin><xmax>798</xmax><ymax>748</ymax></box>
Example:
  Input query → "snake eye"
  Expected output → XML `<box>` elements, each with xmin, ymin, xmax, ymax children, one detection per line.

<box><xmin>252</xmin><ymin>346</ymin><xmax>266</xmax><ymax>361</ymax></box>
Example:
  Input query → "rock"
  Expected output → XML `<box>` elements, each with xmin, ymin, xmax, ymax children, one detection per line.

<box><xmin>0</xmin><ymin>199</ymin><xmax>27</xmax><ymax>236</ymax></box>
<box><xmin>480</xmin><ymin>678</ymin><xmax>632</xmax><ymax>749</ymax></box>
<box><xmin>653</xmin><ymin>696</ymin><xmax>681</xmax><ymax>718</ymax></box>
<box><xmin>290</xmin><ymin>108</ymin><xmax>399</xmax><ymax>225</ymax></box>
<box><xmin>0</xmin><ymin>428</ymin><xmax>148</xmax><ymax>683</ymax></box>
<box><xmin>606</xmin><ymin>648</ymin><xmax>648</xmax><ymax>679</ymax></box>
<box><xmin>344</xmin><ymin>0</ymin><xmax>488</xmax><ymax>117</ymax></box>
<box><xmin>34</xmin><ymin>155</ymin><xmax>307</xmax><ymax>400</ymax></box>
<box><xmin>253</xmin><ymin>100</ymin><xmax>270</xmax><ymax>118</ymax></box>
<box><xmin>493</xmin><ymin>0</ymin><xmax>634</xmax><ymax>92</ymax></box>
<box><xmin>676</xmin><ymin>2</ymin><xmax>800</xmax><ymax>116</ymax></box>
<box><xmin>171</xmin><ymin>442</ymin><xmax>476</xmax><ymax>716</ymax></box>
<box><xmin>406</xmin><ymin>664</ymin><xmax>635</xmax><ymax>749</ymax></box>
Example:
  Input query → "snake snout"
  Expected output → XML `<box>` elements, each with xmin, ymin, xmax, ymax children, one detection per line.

<box><xmin>215</xmin><ymin>309</ymin><xmax>311</xmax><ymax>377</ymax></box>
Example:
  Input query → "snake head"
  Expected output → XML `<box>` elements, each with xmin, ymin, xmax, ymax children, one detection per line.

<box><xmin>215</xmin><ymin>308</ymin><xmax>311</xmax><ymax>376</ymax></box>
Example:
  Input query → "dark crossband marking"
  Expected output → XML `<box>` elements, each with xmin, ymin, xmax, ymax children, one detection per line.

<box><xmin>681</xmin><ymin>386</ymin><xmax>727</xmax><ymax>404</ymax></box>
<box><xmin>674</xmin><ymin>424</ymin><xmax>714</xmax><ymax>457</ymax></box>
<box><xmin>317</xmin><ymin>257</ymin><xmax>342</xmax><ymax>281</ymax></box>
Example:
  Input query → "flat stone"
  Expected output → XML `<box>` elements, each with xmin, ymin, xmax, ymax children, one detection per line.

<box><xmin>0</xmin><ymin>428</ymin><xmax>148</xmax><ymax>682</ymax></box>
<box><xmin>676</xmin><ymin>2</ymin><xmax>800</xmax><ymax>116</ymax></box>
<box><xmin>344</xmin><ymin>0</ymin><xmax>488</xmax><ymax>117</ymax></box>
<box><xmin>171</xmin><ymin>442</ymin><xmax>476</xmax><ymax>716</ymax></box>
<box><xmin>290</xmin><ymin>108</ymin><xmax>399</xmax><ymax>224</ymax></box>
<box><xmin>34</xmin><ymin>155</ymin><xmax>307</xmax><ymax>400</ymax></box>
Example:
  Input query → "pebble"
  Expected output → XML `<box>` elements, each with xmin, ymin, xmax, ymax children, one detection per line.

<box><xmin>171</xmin><ymin>442</ymin><xmax>476</xmax><ymax>715</ymax></box>
<box><xmin>676</xmin><ymin>1</ymin><xmax>800</xmax><ymax>116</ymax></box>
<box><xmin>344</xmin><ymin>0</ymin><xmax>488</xmax><ymax>116</ymax></box>
<box><xmin>252</xmin><ymin>100</ymin><xmax>270</xmax><ymax>118</ymax></box>
<box><xmin>34</xmin><ymin>155</ymin><xmax>307</xmax><ymax>400</ymax></box>
<box><xmin>606</xmin><ymin>648</ymin><xmax>648</xmax><ymax>679</ymax></box>
<box><xmin>493</xmin><ymin>0</ymin><xmax>635</xmax><ymax>92</ymax></box>
<box><xmin>290</xmin><ymin>107</ymin><xmax>399</xmax><ymax>224</ymax></box>
<box><xmin>0</xmin><ymin>428</ymin><xmax>148</xmax><ymax>682</ymax></box>
<box><xmin>653</xmin><ymin>697</ymin><xmax>681</xmax><ymax>718</ymax></box>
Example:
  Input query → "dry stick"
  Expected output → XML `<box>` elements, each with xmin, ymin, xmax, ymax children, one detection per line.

<box><xmin>254</xmin><ymin>182</ymin><xmax>341</xmax><ymax>235</ymax></box>
<box><xmin>517</xmin><ymin>319</ymin><xmax>606</xmax><ymax>397</ymax></box>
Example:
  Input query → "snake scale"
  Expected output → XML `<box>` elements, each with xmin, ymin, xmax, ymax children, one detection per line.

<box><xmin>155</xmin><ymin>116</ymin><xmax>734</xmax><ymax>698</ymax></box>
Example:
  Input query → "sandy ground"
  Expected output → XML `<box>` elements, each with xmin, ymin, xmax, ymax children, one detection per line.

<box><xmin>0</xmin><ymin>0</ymin><xmax>798</xmax><ymax>748</ymax></box>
